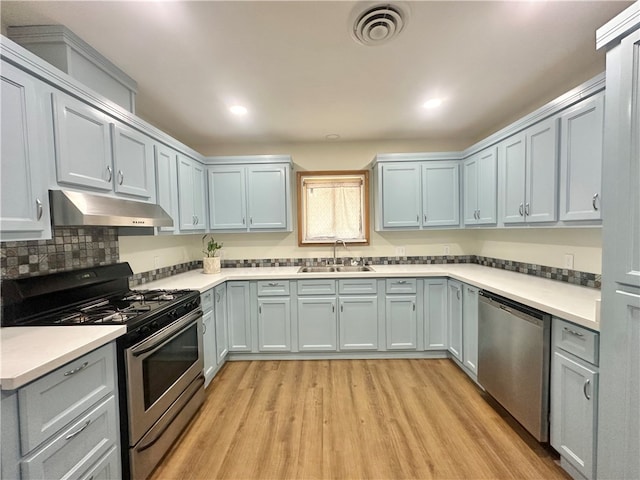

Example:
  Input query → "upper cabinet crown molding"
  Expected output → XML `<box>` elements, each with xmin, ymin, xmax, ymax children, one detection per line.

<box><xmin>371</xmin><ymin>151</ymin><xmax>462</xmax><ymax>167</ymax></box>
<box><xmin>203</xmin><ymin>154</ymin><xmax>293</xmax><ymax>166</ymax></box>
<box><xmin>596</xmin><ymin>1</ymin><xmax>640</xmax><ymax>50</ymax></box>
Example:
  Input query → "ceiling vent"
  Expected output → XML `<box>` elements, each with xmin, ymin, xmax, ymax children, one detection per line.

<box><xmin>352</xmin><ymin>3</ymin><xmax>407</xmax><ymax>46</ymax></box>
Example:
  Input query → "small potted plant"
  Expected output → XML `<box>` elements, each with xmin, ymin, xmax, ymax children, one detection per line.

<box><xmin>202</xmin><ymin>235</ymin><xmax>223</xmax><ymax>274</ymax></box>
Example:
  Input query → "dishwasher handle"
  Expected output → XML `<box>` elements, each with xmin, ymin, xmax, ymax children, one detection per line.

<box><xmin>479</xmin><ymin>290</ymin><xmax>548</xmax><ymax>323</ymax></box>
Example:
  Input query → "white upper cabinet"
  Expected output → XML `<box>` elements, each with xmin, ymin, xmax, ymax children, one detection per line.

<box><xmin>53</xmin><ymin>92</ymin><xmax>113</xmax><ymax>192</ymax></box>
<box><xmin>559</xmin><ymin>92</ymin><xmax>604</xmax><ymax>222</ymax></box>
<box><xmin>154</xmin><ymin>144</ymin><xmax>179</xmax><ymax>234</ymax></box>
<box><xmin>53</xmin><ymin>92</ymin><xmax>156</xmax><ymax>202</ymax></box>
<box><xmin>0</xmin><ymin>61</ymin><xmax>51</xmax><ymax>240</ymax></box>
<box><xmin>110</xmin><ymin>122</ymin><xmax>155</xmax><ymax>200</ymax></box>
<box><xmin>208</xmin><ymin>166</ymin><xmax>246</xmax><ymax>230</ymax></box>
<box><xmin>380</xmin><ymin>163</ymin><xmax>422</xmax><ymax>228</ymax></box>
<box><xmin>422</xmin><ymin>162</ymin><xmax>460</xmax><ymax>226</ymax></box>
<box><xmin>177</xmin><ymin>155</ymin><xmax>207</xmax><ymax>231</ymax></box>
<box><xmin>464</xmin><ymin>147</ymin><xmax>497</xmax><ymax>225</ymax></box>
<box><xmin>500</xmin><ymin>117</ymin><xmax>559</xmax><ymax>224</ymax></box>
<box><xmin>376</xmin><ymin>158</ymin><xmax>460</xmax><ymax>230</ymax></box>
<box><xmin>207</xmin><ymin>158</ymin><xmax>292</xmax><ymax>232</ymax></box>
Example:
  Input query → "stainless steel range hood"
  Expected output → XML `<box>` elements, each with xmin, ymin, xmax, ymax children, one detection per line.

<box><xmin>50</xmin><ymin>190</ymin><xmax>173</xmax><ymax>228</ymax></box>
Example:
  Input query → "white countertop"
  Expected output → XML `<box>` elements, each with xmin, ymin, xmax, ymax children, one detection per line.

<box><xmin>141</xmin><ymin>263</ymin><xmax>601</xmax><ymax>331</ymax></box>
<box><xmin>1</xmin><ymin>263</ymin><xmax>599</xmax><ymax>390</ymax></box>
<box><xmin>0</xmin><ymin>325</ymin><xmax>125</xmax><ymax>390</ymax></box>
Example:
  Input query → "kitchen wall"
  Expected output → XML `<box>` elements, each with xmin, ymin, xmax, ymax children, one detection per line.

<box><xmin>118</xmin><ymin>139</ymin><xmax>603</xmax><ymax>275</ymax></box>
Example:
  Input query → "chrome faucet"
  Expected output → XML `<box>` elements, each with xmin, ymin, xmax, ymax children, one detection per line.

<box><xmin>333</xmin><ymin>239</ymin><xmax>347</xmax><ymax>266</ymax></box>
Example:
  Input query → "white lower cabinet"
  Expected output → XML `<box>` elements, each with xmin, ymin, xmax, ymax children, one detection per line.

<box><xmin>462</xmin><ymin>284</ymin><xmax>478</xmax><ymax>375</ymax></box>
<box><xmin>551</xmin><ymin>318</ymin><xmax>599</xmax><ymax>480</ymax></box>
<box><xmin>447</xmin><ymin>280</ymin><xmax>463</xmax><ymax>362</ymax></box>
<box><xmin>0</xmin><ymin>343</ymin><xmax>121</xmax><ymax>480</ymax></box>
<box><xmin>297</xmin><ymin>297</ymin><xmax>338</xmax><ymax>351</ymax></box>
<box><xmin>424</xmin><ymin>279</ymin><xmax>448</xmax><ymax>350</ymax></box>
<box><xmin>258</xmin><ymin>298</ymin><xmax>292</xmax><ymax>352</ymax></box>
<box><xmin>339</xmin><ymin>296</ymin><xmax>378</xmax><ymax>350</ymax></box>
<box><xmin>214</xmin><ymin>283</ymin><xmax>229</xmax><ymax>364</ymax></box>
<box><xmin>385</xmin><ymin>278</ymin><xmax>418</xmax><ymax>350</ymax></box>
<box><xmin>227</xmin><ymin>281</ymin><xmax>252</xmax><ymax>352</ymax></box>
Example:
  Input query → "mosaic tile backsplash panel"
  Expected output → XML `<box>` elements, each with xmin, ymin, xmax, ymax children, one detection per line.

<box><xmin>129</xmin><ymin>254</ymin><xmax>600</xmax><ymax>289</ymax></box>
<box><xmin>1</xmin><ymin>227</ymin><xmax>119</xmax><ymax>279</ymax></box>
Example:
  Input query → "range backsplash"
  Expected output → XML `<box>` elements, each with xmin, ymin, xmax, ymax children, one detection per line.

<box><xmin>1</xmin><ymin>227</ymin><xmax>119</xmax><ymax>279</ymax></box>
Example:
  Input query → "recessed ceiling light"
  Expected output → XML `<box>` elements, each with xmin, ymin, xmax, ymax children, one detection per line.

<box><xmin>325</xmin><ymin>133</ymin><xmax>341</xmax><ymax>140</ymax></box>
<box><xmin>229</xmin><ymin>105</ymin><xmax>248</xmax><ymax>116</ymax></box>
<box><xmin>423</xmin><ymin>98</ymin><xmax>443</xmax><ymax>109</ymax></box>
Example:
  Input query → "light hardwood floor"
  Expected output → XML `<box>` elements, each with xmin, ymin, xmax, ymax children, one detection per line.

<box><xmin>150</xmin><ymin>359</ymin><xmax>569</xmax><ymax>480</ymax></box>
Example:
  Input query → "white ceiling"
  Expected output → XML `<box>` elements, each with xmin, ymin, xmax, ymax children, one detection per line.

<box><xmin>0</xmin><ymin>1</ymin><xmax>632</xmax><ymax>150</ymax></box>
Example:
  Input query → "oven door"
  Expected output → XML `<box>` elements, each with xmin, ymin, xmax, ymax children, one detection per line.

<box><xmin>125</xmin><ymin>308</ymin><xmax>204</xmax><ymax>445</ymax></box>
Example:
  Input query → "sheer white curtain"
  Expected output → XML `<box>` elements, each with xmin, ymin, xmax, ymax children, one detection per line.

<box><xmin>302</xmin><ymin>176</ymin><xmax>365</xmax><ymax>243</ymax></box>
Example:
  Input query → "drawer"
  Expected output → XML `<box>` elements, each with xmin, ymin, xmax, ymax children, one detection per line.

<box><xmin>553</xmin><ymin>317</ymin><xmax>599</xmax><ymax>365</ymax></box>
<box><xmin>386</xmin><ymin>278</ymin><xmax>417</xmax><ymax>294</ymax></box>
<box><xmin>79</xmin><ymin>444</ymin><xmax>121</xmax><ymax>480</ymax></box>
<box><xmin>338</xmin><ymin>279</ymin><xmax>377</xmax><ymax>295</ymax></box>
<box><xmin>200</xmin><ymin>289</ymin><xmax>214</xmax><ymax>312</ymax></box>
<box><xmin>297</xmin><ymin>279</ymin><xmax>336</xmax><ymax>295</ymax></box>
<box><xmin>21</xmin><ymin>395</ymin><xmax>118</xmax><ymax>480</ymax></box>
<box><xmin>257</xmin><ymin>280</ymin><xmax>291</xmax><ymax>296</ymax></box>
<box><xmin>18</xmin><ymin>343</ymin><xmax>116</xmax><ymax>454</ymax></box>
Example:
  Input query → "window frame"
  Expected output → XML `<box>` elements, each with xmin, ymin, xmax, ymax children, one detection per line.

<box><xmin>296</xmin><ymin>170</ymin><xmax>370</xmax><ymax>247</ymax></box>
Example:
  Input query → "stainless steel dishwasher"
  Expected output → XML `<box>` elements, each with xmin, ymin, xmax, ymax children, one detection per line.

<box><xmin>478</xmin><ymin>290</ymin><xmax>551</xmax><ymax>442</ymax></box>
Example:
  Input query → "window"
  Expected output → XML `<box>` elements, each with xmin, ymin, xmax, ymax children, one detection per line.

<box><xmin>297</xmin><ymin>170</ymin><xmax>369</xmax><ymax>246</ymax></box>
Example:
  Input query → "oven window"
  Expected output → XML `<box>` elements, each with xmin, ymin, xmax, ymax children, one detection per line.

<box><xmin>142</xmin><ymin>323</ymin><xmax>198</xmax><ymax>409</ymax></box>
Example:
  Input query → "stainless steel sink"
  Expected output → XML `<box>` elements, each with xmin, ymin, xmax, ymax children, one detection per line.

<box><xmin>298</xmin><ymin>266</ymin><xmax>336</xmax><ymax>273</ymax></box>
<box><xmin>297</xmin><ymin>265</ymin><xmax>375</xmax><ymax>273</ymax></box>
<box><xmin>335</xmin><ymin>266</ymin><xmax>375</xmax><ymax>272</ymax></box>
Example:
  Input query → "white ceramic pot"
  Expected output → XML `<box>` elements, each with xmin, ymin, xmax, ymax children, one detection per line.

<box><xmin>203</xmin><ymin>256</ymin><xmax>221</xmax><ymax>274</ymax></box>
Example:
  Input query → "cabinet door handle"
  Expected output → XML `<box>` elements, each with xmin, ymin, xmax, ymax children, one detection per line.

<box><xmin>36</xmin><ymin>198</ymin><xmax>43</xmax><ymax>220</ymax></box>
<box><xmin>457</xmin><ymin>289</ymin><xmax>461</xmax><ymax>300</ymax></box>
<box><xmin>242</xmin><ymin>217</ymin><xmax>246</xmax><ymax>225</ymax></box>
<box><xmin>583</xmin><ymin>378</ymin><xmax>591</xmax><ymax>400</ymax></box>
<box><xmin>250</xmin><ymin>217</ymin><xmax>253</xmax><ymax>225</ymax></box>
<box><xmin>332</xmin><ymin>305</ymin><xmax>335</xmax><ymax>313</ymax></box>
<box><xmin>519</xmin><ymin>203</ymin><xmax>524</xmax><ymax>216</ymax></box>
<box><xmin>416</xmin><ymin>214</ymin><xmax>420</xmax><ymax>222</ymax></box>
<box><xmin>259</xmin><ymin>305</ymin><xmax>262</xmax><ymax>314</ymax></box>
<box><xmin>216</xmin><ymin>292</ymin><xmax>221</xmax><ymax>302</ymax></box>
<box><xmin>412</xmin><ymin>302</ymin><xmax>416</xmax><ymax>311</ymax></box>
<box><xmin>525</xmin><ymin>203</ymin><xmax>530</xmax><ymax>216</ymax></box>
<box><xmin>106</xmin><ymin>165</ymin><xmax>113</xmax><ymax>182</ymax></box>
<box><xmin>117</xmin><ymin>170</ymin><xmax>124</xmax><ymax>185</ymax></box>
<box><xmin>592</xmin><ymin>193</ymin><xmax>599</xmax><ymax>211</ymax></box>
<box><xmin>202</xmin><ymin>322</ymin><xmax>207</xmax><ymax>334</ymax></box>
<box><xmin>65</xmin><ymin>420</ymin><xmax>91</xmax><ymax>440</ymax></box>
<box><xmin>563</xmin><ymin>326</ymin><xmax>584</xmax><ymax>337</ymax></box>
<box><xmin>64</xmin><ymin>361</ymin><xmax>89</xmax><ymax>377</ymax></box>
<box><xmin>195</xmin><ymin>216</ymin><xmax>199</xmax><ymax>225</ymax></box>
<box><xmin>424</xmin><ymin>214</ymin><xmax>427</xmax><ymax>223</ymax></box>
<box><xmin>340</xmin><ymin>304</ymin><xmax>343</xmax><ymax>312</ymax></box>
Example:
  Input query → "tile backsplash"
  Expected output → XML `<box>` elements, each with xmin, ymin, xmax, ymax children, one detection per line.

<box><xmin>0</xmin><ymin>232</ymin><xmax>600</xmax><ymax>290</ymax></box>
<box><xmin>0</xmin><ymin>227</ymin><xmax>119</xmax><ymax>279</ymax></box>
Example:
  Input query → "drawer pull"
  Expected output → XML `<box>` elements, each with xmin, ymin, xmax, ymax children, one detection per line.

<box><xmin>268</xmin><ymin>282</ymin><xmax>279</xmax><ymax>287</ymax></box>
<box><xmin>65</xmin><ymin>420</ymin><xmax>90</xmax><ymax>440</ymax></box>
<box><xmin>583</xmin><ymin>379</ymin><xmax>591</xmax><ymax>400</ymax></box>
<box><xmin>64</xmin><ymin>361</ymin><xmax>89</xmax><ymax>377</ymax></box>
<box><xmin>397</xmin><ymin>280</ymin><xmax>407</xmax><ymax>285</ymax></box>
<box><xmin>563</xmin><ymin>327</ymin><xmax>584</xmax><ymax>338</ymax></box>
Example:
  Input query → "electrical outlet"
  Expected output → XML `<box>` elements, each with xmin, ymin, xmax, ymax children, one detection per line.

<box><xmin>564</xmin><ymin>254</ymin><xmax>574</xmax><ymax>270</ymax></box>
<box><xmin>443</xmin><ymin>245</ymin><xmax>450</xmax><ymax>255</ymax></box>
<box><xmin>395</xmin><ymin>246</ymin><xmax>406</xmax><ymax>257</ymax></box>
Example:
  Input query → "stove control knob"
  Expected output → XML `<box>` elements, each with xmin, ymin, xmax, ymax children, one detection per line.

<box><xmin>150</xmin><ymin>321</ymin><xmax>159</xmax><ymax>330</ymax></box>
<box><xmin>139</xmin><ymin>325</ymin><xmax>151</xmax><ymax>335</ymax></box>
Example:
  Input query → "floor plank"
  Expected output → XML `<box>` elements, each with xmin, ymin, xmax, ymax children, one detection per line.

<box><xmin>150</xmin><ymin>359</ymin><xmax>569</xmax><ymax>480</ymax></box>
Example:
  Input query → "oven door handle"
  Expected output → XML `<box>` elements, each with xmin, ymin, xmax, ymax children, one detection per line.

<box><xmin>131</xmin><ymin>309</ymin><xmax>203</xmax><ymax>358</ymax></box>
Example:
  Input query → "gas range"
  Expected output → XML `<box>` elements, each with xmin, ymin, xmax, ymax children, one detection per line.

<box><xmin>1</xmin><ymin>263</ymin><xmax>201</xmax><ymax>344</ymax></box>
